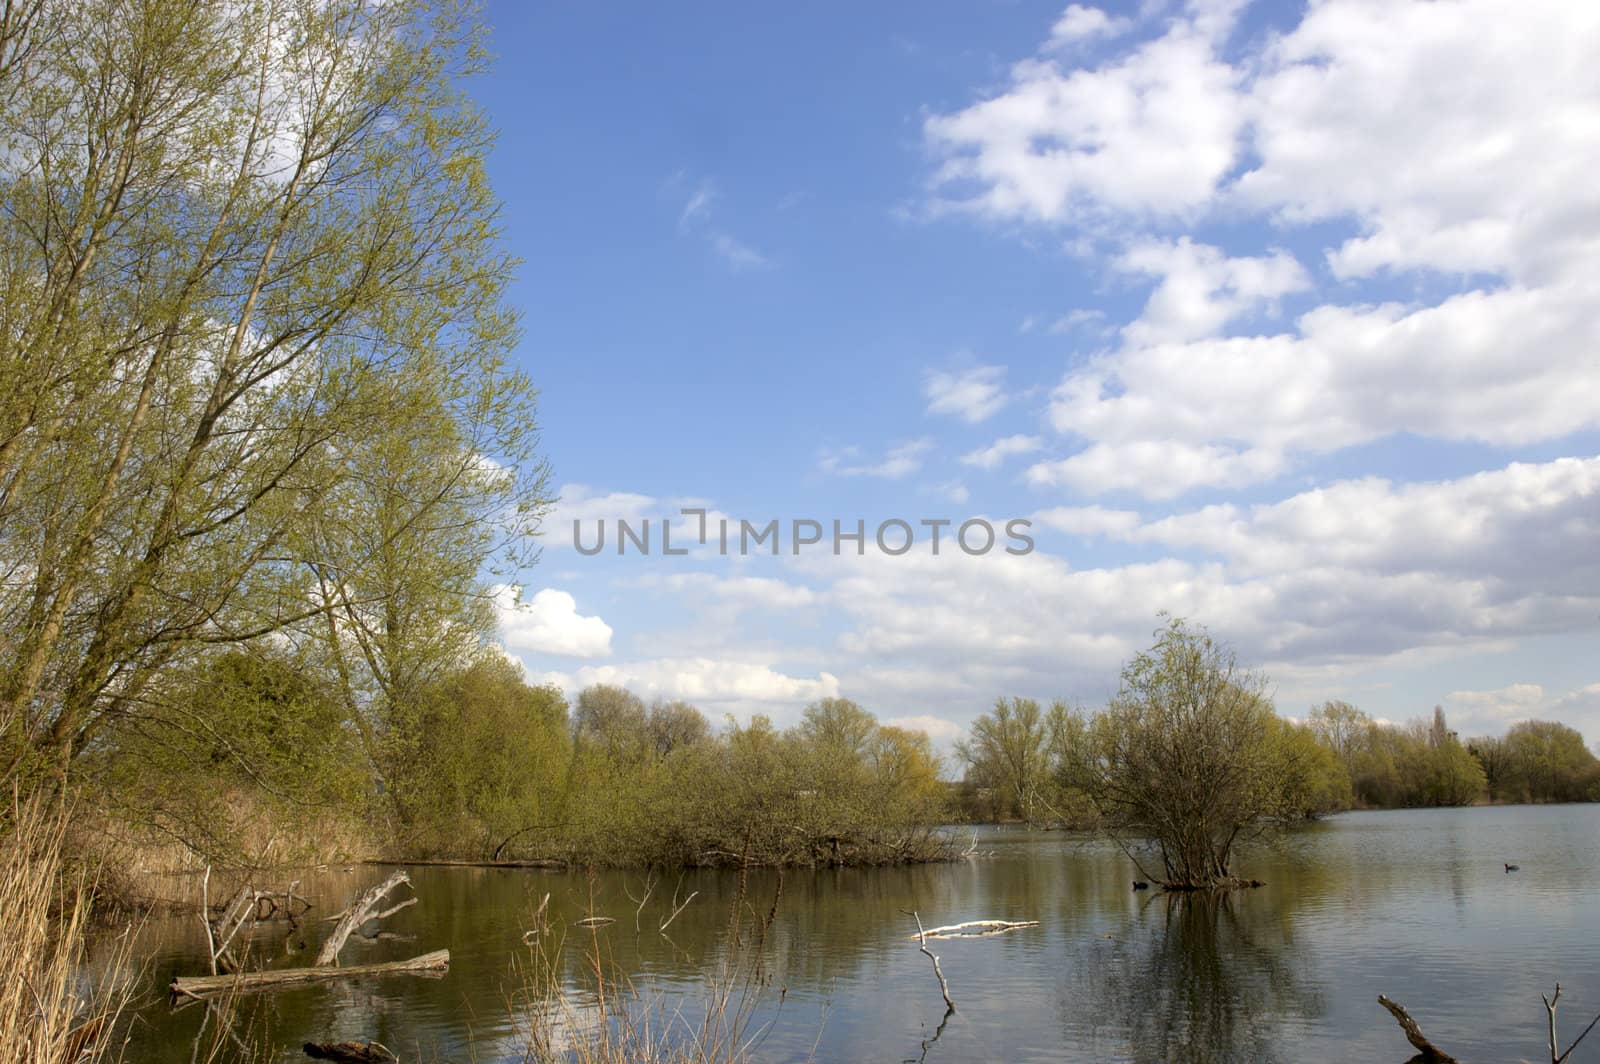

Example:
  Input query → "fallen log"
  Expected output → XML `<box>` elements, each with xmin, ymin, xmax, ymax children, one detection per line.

<box><xmin>367</xmin><ymin>857</ymin><xmax>567</xmax><ymax>869</ymax></box>
<box><xmin>904</xmin><ymin>919</ymin><xmax>1039</xmax><ymax>940</ymax></box>
<box><xmin>170</xmin><ymin>950</ymin><xmax>449</xmax><ymax>1001</ymax></box>
<box><xmin>303</xmin><ymin>1041</ymin><xmax>398</xmax><ymax>1062</ymax></box>
<box><xmin>317</xmin><ymin>872</ymin><xmax>410</xmax><ymax>966</ymax></box>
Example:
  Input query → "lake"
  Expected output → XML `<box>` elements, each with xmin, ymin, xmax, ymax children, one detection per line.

<box><xmin>106</xmin><ymin>804</ymin><xmax>1600</xmax><ymax>1063</ymax></box>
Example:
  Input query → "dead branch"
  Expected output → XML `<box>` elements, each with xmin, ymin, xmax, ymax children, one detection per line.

<box><xmin>1377</xmin><ymin>996</ymin><xmax>1459</xmax><ymax>1063</ymax></box>
<box><xmin>316</xmin><ymin>872</ymin><xmax>411</xmax><ymax>967</ymax></box>
<box><xmin>1544</xmin><ymin>982</ymin><xmax>1600</xmax><ymax>1064</ymax></box>
<box><xmin>904</xmin><ymin>910</ymin><xmax>955</xmax><ymax>1012</ymax></box>
<box><xmin>171</xmin><ymin>950</ymin><xmax>449</xmax><ymax>1001</ymax></box>
<box><xmin>625</xmin><ymin>871</ymin><xmax>657</xmax><ymax>931</ymax></box>
<box><xmin>659</xmin><ymin>890</ymin><xmax>699</xmax><ymax>933</ymax></box>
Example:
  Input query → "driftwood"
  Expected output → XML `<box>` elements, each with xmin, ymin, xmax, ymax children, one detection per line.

<box><xmin>317</xmin><ymin>872</ymin><xmax>411</xmax><ymax>966</ymax></box>
<box><xmin>303</xmin><ymin>1041</ymin><xmax>398</xmax><ymax>1063</ymax></box>
<box><xmin>1378</xmin><ymin>996</ymin><xmax>1459</xmax><ymax>1062</ymax></box>
<box><xmin>905</xmin><ymin>919</ymin><xmax>1039</xmax><ymax>940</ymax></box>
<box><xmin>171</xmin><ymin>950</ymin><xmax>449</xmax><ymax>1000</ymax></box>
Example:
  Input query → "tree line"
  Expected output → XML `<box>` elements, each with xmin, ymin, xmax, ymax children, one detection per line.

<box><xmin>958</xmin><ymin>639</ymin><xmax>1599</xmax><ymax>831</ymax></box>
<box><xmin>80</xmin><ymin>644</ymin><xmax>950</xmax><ymax>868</ymax></box>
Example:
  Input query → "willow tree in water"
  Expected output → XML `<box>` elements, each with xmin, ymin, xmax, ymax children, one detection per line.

<box><xmin>0</xmin><ymin>0</ymin><xmax>549</xmax><ymax>790</ymax></box>
<box><xmin>1075</xmin><ymin>618</ymin><xmax>1295</xmax><ymax>889</ymax></box>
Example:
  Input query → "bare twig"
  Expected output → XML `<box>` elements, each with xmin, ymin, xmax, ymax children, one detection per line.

<box><xmin>1545</xmin><ymin>982</ymin><xmax>1600</xmax><ymax>1064</ymax></box>
<box><xmin>624</xmin><ymin>871</ymin><xmax>657</xmax><ymax>931</ymax></box>
<box><xmin>201</xmin><ymin>866</ymin><xmax>217</xmax><ymax>976</ymax></box>
<box><xmin>659</xmin><ymin>889</ymin><xmax>699</xmax><ymax>933</ymax></box>
<box><xmin>1546</xmin><ymin>984</ymin><xmax>1562</xmax><ymax>1064</ymax></box>
<box><xmin>903</xmin><ymin>910</ymin><xmax>955</xmax><ymax>1012</ymax></box>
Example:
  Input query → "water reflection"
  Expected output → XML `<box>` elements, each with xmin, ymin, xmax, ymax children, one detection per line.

<box><xmin>97</xmin><ymin>806</ymin><xmax>1600</xmax><ymax>1063</ymax></box>
<box><xmin>1068</xmin><ymin>893</ymin><xmax>1326</xmax><ymax>1063</ymax></box>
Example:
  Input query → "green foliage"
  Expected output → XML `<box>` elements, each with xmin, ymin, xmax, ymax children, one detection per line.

<box><xmin>385</xmin><ymin>655</ymin><xmax>571</xmax><ymax>856</ymax></box>
<box><xmin>85</xmin><ymin>650</ymin><xmax>369</xmax><ymax>862</ymax></box>
<box><xmin>1470</xmin><ymin>721</ymin><xmax>1600</xmax><ymax>803</ymax></box>
<box><xmin>1304</xmin><ymin>703</ymin><xmax>1486</xmax><ymax>808</ymax></box>
<box><xmin>956</xmin><ymin>696</ymin><xmax>1055</xmax><ymax>822</ymax></box>
<box><xmin>0</xmin><ymin>0</ymin><xmax>550</xmax><ymax>793</ymax></box>
<box><xmin>1071</xmin><ymin>618</ymin><xmax>1296</xmax><ymax>888</ymax></box>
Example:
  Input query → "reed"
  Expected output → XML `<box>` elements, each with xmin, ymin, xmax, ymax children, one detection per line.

<box><xmin>0</xmin><ymin>792</ymin><xmax>136</xmax><ymax>1063</ymax></box>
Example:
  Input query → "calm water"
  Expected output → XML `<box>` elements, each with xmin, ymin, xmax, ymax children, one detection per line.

<box><xmin>104</xmin><ymin>805</ymin><xmax>1600</xmax><ymax>1063</ymax></box>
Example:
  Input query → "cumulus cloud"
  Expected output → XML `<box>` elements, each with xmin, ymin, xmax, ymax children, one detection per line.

<box><xmin>925</xmin><ymin>2</ymin><xmax>1246</xmax><ymax>220</ymax></box>
<box><xmin>1117</xmin><ymin>238</ymin><xmax>1310</xmax><ymax>345</ymax></box>
<box><xmin>1044</xmin><ymin>5</ymin><xmax>1132</xmax><ymax>49</ymax></box>
<box><xmin>961</xmin><ymin>434</ymin><xmax>1042</xmax><ymax>470</ymax></box>
<box><xmin>1032</xmin><ymin>504</ymin><xmax>1142</xmax><ymax>538</ymax></box>
<box><xmin>790</xmin><ymin>455</ymin><xmax>1600</xmax><ymax>712</ymax></box>
<box><xmin>924</xmin><ymin>365</ymin><xmax>1008</xmax><ymax>423</ymax></box>
<box><xmin>495</xmin><ymin>586</ymin><xmax>614</xmax><ymax>659</ymax></box>
<box><xmin>1237</xmin><ymin>0</ymin><xmax>1600</xmax><ymax>283</ymax></box>
<box><xmin>924</xmin><ymin>0</ymin><xmax>1600</xmax><ymax>498</ymax></box>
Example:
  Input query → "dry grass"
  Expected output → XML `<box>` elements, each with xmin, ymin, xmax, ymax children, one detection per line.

<box><xmin>0</xmin><ymin>792</ymin><xmax>137</xmax><ymax>1063</ymax></box>
<box><xmin>505</xmin><ymin>875</ymin><xmax>786</xmax><ymax>1064</ymax></box>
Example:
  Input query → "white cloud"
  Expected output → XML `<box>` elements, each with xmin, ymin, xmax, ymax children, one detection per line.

<box><xmin>639</xmin><ymin>572</ymin><xmax>819</xmax><ymax>611</ymax></box>
<box><xmin>1446</xmin><ymin>682</ymin><xmax>1600</xmax><ymax>739</ymax></box>
<box><xmin>1237</xmin><ymin>0</ymin><xmax>1600</xmax><ymax>283</ymax></box>
<box><xmin>674</xmin><ymin>175</ymin><xmax>769</xmax><ymax>270</ymax></box>
<box><xmin>1117</xmin><ymin>238</ymin><xmax>1310</xmax><ymax>345</ymax></box>
<box><xmin>925</xmin><ymin>3</ymin><xmax>1246</xmax><ymax>221</ymax></box>
<box><xmin>820</xmin><ymin>439</ymin><xmax>934</xmax><ymax>479</ymax></box>
<box><xmin>679</xmin><ymin>181</ymin><xmax>716</xmax><ymax>232</ymax></box>
<box><xmin>545</xmin><ymin>484</ymin><xmax>657</xmax><ymax>551</ymax></box>
<box><xmin>1045</xmin><ymin>5</ymin><xmax>1132</xmax><ymax>49</ymax></box>
<box><xmin>1129</xmin><ymin>456</ymin><xmax>1600</xmax><ymax>586</ymax></box>
<box><xmin>1027</xmin><ymin>440</ymin><xmax>1287</xmax><ymax>498</ymax></box>
<box><xmin>925</xmin><ymin>0</ymin><xmax>1600</xmax><ymax>498</ymax></box>
<box><xmin>535</xmin><ymin>658</ymin><xmax>840</xmax><ymax>713</ymax></box>
<box><xmin>786</xmin><ymin>455</ymin><xmax>1600</xmax><ymax>714</ymax></box>
<box><xmin>495</xmin><ymin>586</ymin><xmax>614</xmax><ymax>659</ymax></box>
<box><xmin>961</xmin><ymin>434</ymin><xmax>1042</xmax><ymax>470</ymax></box>
<box><xmin>1032</xmin><ymin>504</ymin><xmax>1142</xmax><ymax>538</ymax></box>
<box><xmin>1445</xmin><ymin>683</ymin><xmax>1547</xmax><ymax>723</ymax></box>
<box><xmin>883</xmin><ymin>714</ymin><xmax>968</xmax><ymax>743</ymax></box>
<box><xmin>711</xmin><ymin>232</ymin><xmax>768</xmax><ymax>271</ymax></box>
<box><xmin>924</xmin><ymin>365</ymin><xmax>1008</xmax><ymax>423</ymax></box>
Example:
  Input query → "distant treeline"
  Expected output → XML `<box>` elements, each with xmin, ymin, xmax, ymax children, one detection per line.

<box><xmin>954</xmin><ymin>695</ymin><xmax>1600</xmax><ymax>825</ymax></box>
<box><xmin>86</xmin><ymin>650</ymin><xmax>949</xmax><ymax>868</ymax></box>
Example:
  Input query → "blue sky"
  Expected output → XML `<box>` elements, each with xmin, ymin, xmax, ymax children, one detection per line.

<box><xmin>474</xmin><ymin>0</ymin><xmax>1600</xmax><ymax>746</ymax></box>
